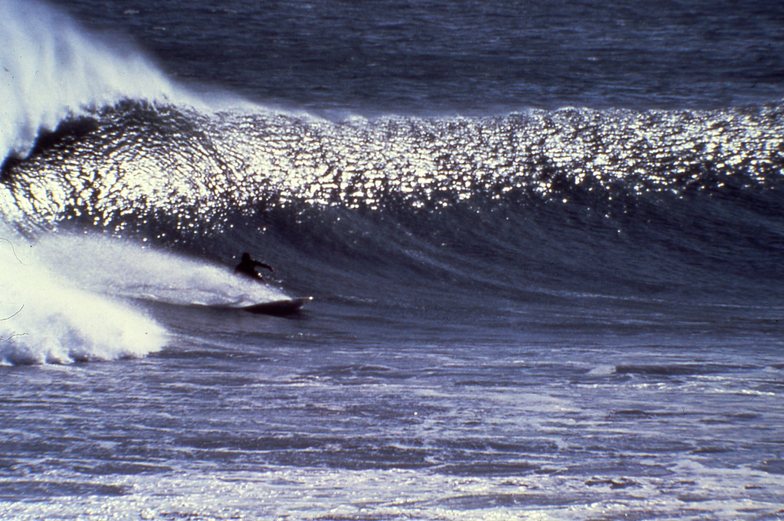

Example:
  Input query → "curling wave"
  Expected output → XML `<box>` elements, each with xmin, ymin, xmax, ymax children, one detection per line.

<box><xmin>1</xmin><ymin>101</ymin><xmax>782</xmax><ymax>234</ymax></box>
<box><xmin>0</xmin><ymin>0</ymin><xmax>202</xmax><ymax>164</ymax></box>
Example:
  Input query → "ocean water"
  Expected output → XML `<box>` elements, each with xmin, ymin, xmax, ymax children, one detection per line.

<box><xmin>1</xmin><ymin>0</ymin><xmax>783</xmax><ymax>519</ymax></box>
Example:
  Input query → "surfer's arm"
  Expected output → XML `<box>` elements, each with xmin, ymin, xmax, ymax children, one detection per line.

<box><xmin>254</xmin><ymin>260</ymin><xmax>273</xmax><ymax>272</ymax></box>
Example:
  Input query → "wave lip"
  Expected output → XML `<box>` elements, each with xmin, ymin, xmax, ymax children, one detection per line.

<box><xmin>0</xmin><ymin>0</ymin><xmax>202</xmax><ymax>164</ymax></box>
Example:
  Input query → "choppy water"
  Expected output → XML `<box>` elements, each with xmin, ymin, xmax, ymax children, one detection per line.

<box><xmin>1</xmin><ymin>0</ymin><xmax>783</xmax><ymax>519</ymax></box>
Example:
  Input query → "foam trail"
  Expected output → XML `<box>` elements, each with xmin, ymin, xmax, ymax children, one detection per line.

<box><xmin>0</xmin><ymin>0</ymin><xmax>203</xmax><ymax>163</ymax></box>
<box><xmin>32</xmin><ymin>233</ymin><xmax>290</xmax><ymax>306</ymax></box>
<box><xmin>0</xmin><ymin>230</ymin><xmax>167</xmax><ymax>365</ymax></box>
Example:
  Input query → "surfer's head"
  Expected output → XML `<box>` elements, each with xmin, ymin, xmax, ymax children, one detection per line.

<box><xmin>241</xmin><ymin>252</ymin><xmax>251</xmax><ymax>261</ymax></box>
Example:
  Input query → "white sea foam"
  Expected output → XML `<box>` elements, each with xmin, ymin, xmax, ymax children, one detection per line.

<box><xmin>0</xmin><ymin>232</ymin><xmax>167</xmax><ymax>365</ymax></box>
<box><xmin>0</xmin><ymin>226</ymin><xmax>287</xmax><ymax>364</ymax></box>
<box><xmin>1</xmin><ymin>464</ymin><xmax>782</xmax><ymax>521</ymax></box>
<box><xmin>587</xmin><ymin>364</ymin><xmax>617</xmax><ymax>376</ymax></box>
<box><xmin>0</xmin><ymin>0</ymin><xmax>205</xmax><ymax>163</ymax></box>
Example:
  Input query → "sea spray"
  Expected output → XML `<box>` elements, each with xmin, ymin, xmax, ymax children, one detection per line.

<box><xmin>31</xmin><ymin>233</ymin><xmax>290</xmax><ymax>306</ymax></box>
<box><xmin>0</xmin><ymin>231</ymin><xmax>166</xmax><ymax>365</ymax></box>
<box><xmin>0</xmin><ymin>0</ymin><xmax>197</xmax><ymax>163</ymax></box>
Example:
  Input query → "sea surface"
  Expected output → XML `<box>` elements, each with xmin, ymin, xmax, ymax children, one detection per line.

<box><xmin>1</xmin><ymin>0</ymin><xmax>783</xmax><ymax>519</ymax></box>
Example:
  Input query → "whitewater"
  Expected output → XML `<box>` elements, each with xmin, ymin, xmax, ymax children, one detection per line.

<box><xmin>1</xmin><ymin>0</ymin><xmax>783</xmax><ymax>519</ymax></box>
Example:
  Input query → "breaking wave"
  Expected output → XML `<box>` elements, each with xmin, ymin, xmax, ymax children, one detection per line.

<box><xmin>0</xmin><ymin>0</ymin><xmax>207</xmax><ymax>164</ymax></box>
<box><xmin>0</xmin><ymin>0</ymin><xmax>782</xmax><ymax>367</ymax></box>
<box><xmin>0</xmin><ymin>228</ymin><xmax>167</xmax><ymax>365</ymax></box>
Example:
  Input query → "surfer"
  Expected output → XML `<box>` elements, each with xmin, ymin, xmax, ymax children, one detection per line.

<box><xmin>234</xmin><ymin>252</ymin><xmax>273</xmax><ymax>282</ymax></box>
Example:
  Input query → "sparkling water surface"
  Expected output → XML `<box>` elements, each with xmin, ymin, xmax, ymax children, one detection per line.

<box><xmin>1</xmin><ymin>0</ymin><xmax>782</xmax><ymax>519</ymax></box>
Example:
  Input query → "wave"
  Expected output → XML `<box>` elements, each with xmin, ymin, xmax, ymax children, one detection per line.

<box><xmin>1</xmin><ymin>99</ymin><xmax>782</xmax><ymax>305</ymax></box>
<box><xmin>2</xmin><ymin>1</ymin><xmax>780</xmax><ymax>236</ymax></box>
<box><xmin>1</xmin><ymin>0</ymin><xmax>782</xmax><ymax>316</ymax></box>
<box><xmin>3</xmin><ymin>101</ymin><xmax>782</xmax><ymax>226</ymax></box>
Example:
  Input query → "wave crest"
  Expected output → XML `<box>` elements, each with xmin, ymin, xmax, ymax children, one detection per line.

<box><xmin>0</xmin><ymin>0</ymin><xmax>196</xmax><ymax>163</ymax></box>
<box><xmin>2</xmin><ymin>101</ymin><xmax>782</xmax><ymax>235</ymax></box>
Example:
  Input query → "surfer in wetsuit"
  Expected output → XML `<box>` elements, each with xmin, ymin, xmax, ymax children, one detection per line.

<box><xmin>234</xmin><ymin>252</ymin><xmax>273</xmax><ymax>282</ymax></box>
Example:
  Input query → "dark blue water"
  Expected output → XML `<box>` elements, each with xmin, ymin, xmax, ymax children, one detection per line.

<box><xmin>52</xmin><ymin>0</ymin><xmax>784</xmax><ymax>113</ymax></box>
<box><xmin>1</xmin><ymin>0</ymin><xmax>783</xmax><ymax>519</ymax></box>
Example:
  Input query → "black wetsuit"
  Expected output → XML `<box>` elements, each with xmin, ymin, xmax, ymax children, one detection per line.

<box><xmin>234</xmin><ymin>254</ymin><xmax>273</xmax><ymax>281</ymax></box>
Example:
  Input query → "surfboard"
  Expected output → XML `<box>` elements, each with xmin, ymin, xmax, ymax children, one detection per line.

<box><xmin>240</xmin><ymin>296</ymin><xmax>312</xmax><ymax>316</ymax></box>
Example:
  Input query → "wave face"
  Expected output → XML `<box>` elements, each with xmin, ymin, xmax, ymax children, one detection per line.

<box><xmin>2</xmin><ymin>100</ymin><xmax>783</xmax><ymax>300</ymax></box>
